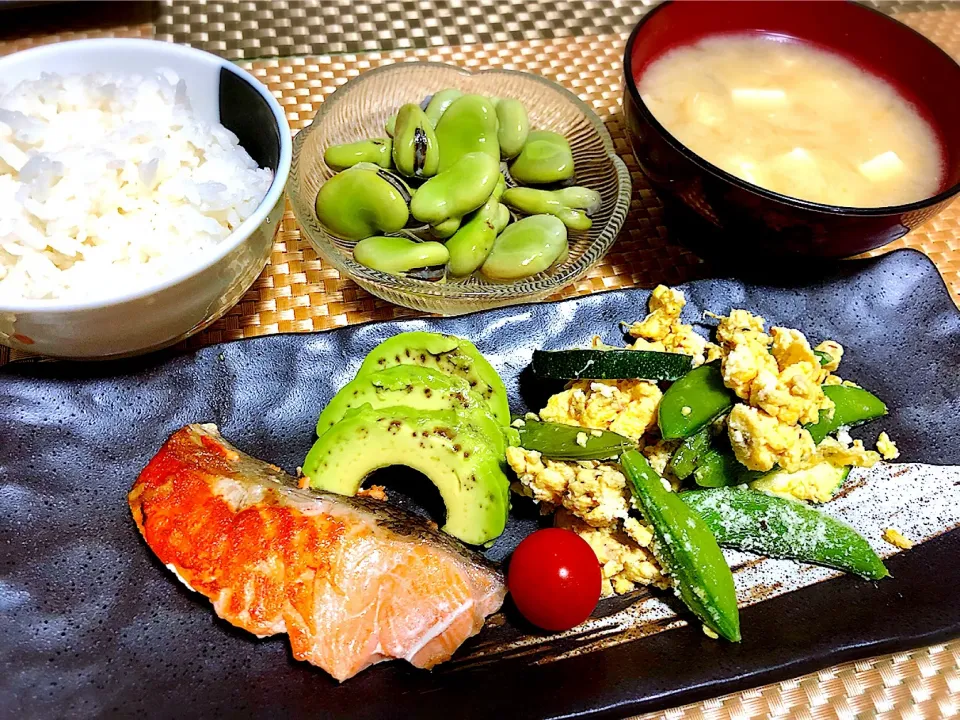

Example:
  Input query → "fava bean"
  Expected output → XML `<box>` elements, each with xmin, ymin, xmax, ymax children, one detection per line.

<box><xmin>324</xmin><ymin>138</ymin><xmax>392</xmax><ymax>171</ymax></box>
<box><xmin>494</xmin><ymin>203</ymin><xmax>511</xmax><ymax>233</ymax></box>
<box><xmin>315</xmin><ymin>164</ymin><xmax>410</xmax><ymax>240</ymax></box>
<box><xmin>495</xmin><ymin>98</ymin><xmax>530</xmax><ymax>159</ymax></box>
<box><xmin>509</xmin><ymin>130</ymin><xmax>575</xmax><ymax>184</ymax></box>
<box><xmin>430</xmin><ymin>217</ymin><xmax>461</xmax><ymax>238</ymax></box>
<box><xmin>392</xmin><ymin>103</ymin><xmax>440</xmax><ymax>177</ymax></box>
<box><xmin>353</xmin><ymin>236</ymin><xmax>449</xmax><ymax>274</ymax></box>
<box><xmin>481</xmin><ymin>214</ymin><xmax>567</xmax><ymax>280</ymax></box>
<box><xmin>424</xmin><ymin>88</ymin><xmax>464</xmax><ymax>127</ymax></box>
<box><xmin>435</xmin><ymin>95</ymin><xmax>500</xmax><ymax>172</ymax></box>
<box><xmin>502</xmin><ymin>186</ymin><xmax>600</xmax><ymax>230</ymax></box>
<box><xmin>444</xmin><ymin>174</ymin><xmax>506</xmax><ymax>277</ymax></box>
<box><xmin>410</xmin><ymin>151</ymin><xmax>501</xmax><ymax>225</ymax></box>
<box><xmin>385</xmin><ymin>114</ymin><xmax>397</xmax><ymax>137</ymax></box>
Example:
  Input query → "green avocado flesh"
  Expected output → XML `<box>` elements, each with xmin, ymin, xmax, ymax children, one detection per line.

<box><xmin>315</xmin><ymin>366</ymin><xmax>506</xmax><ymax>454</ymax></box>
<box><xmin>355</xmin><ymin>331</ymin><xmax>510</xmax><ymax>426</ymax></box>
<box><xmin>302</xmin><ymin>404</ymin><xmax>510</xmax><ymax>545</ymax></box>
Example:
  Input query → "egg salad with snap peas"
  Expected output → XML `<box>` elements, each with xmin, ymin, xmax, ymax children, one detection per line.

<box><xmin>315</xmin><ymin>89</ymin><xmax>600</xmax><ymax>282</ymax></box>
<box><xmin>509</xmin><ymin>286</ymin><xmax>898</xmax><ymax>640</ymax></box>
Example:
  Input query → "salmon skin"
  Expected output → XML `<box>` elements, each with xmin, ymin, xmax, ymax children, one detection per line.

<box><xmin>129</xmin><ymin>424</ymin><xmax>506</xmax><ymax>682</ymax></box>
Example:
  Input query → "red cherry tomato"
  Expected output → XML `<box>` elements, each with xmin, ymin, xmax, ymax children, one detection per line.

<box><xmin>507</xmin><ymin>528</ymin><xmax>602</xmax><ymax>631</ymax></box>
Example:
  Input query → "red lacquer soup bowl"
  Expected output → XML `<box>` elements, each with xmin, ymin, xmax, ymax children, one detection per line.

<box><xmin>622</xmin><ymin>1</ymin><xmax>960</xmax><ymax>258</ymax></box>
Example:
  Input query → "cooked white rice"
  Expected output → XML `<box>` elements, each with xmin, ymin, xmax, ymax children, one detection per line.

<box><xmin>0</xmin><ymin>70</ymin><xmax>274</xmax><ymax>301</ymax></box>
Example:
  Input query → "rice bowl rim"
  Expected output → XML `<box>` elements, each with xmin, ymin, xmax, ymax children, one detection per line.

<box><xmin>0</xmin><ymin>38</ymin><xmax>292</xmax><ymax>313</ymax></box>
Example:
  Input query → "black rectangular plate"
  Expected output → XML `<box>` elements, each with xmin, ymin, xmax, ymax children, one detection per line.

<box><xmin>1</xmin><ymin>249</ymin><xmax>958</xmax><ymax>718</ymax></box>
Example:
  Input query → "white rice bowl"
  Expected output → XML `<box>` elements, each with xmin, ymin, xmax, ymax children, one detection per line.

<box><xmin>0</xmin><ymin>69</ymin><xmax>274</xmax><ymax>302</ymax></box>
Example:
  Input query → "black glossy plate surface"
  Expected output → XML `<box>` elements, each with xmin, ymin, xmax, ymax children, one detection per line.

<box><xmin>2</xmin><ymin>249</ymin><xmax>958</xmax><ymax>718</ymax></box>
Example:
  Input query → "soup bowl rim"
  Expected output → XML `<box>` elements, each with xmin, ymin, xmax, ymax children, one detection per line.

<box><xmin>622</xmin><ymin>0</ymin><xmax>960</xmax><ymax>217</ymax></box>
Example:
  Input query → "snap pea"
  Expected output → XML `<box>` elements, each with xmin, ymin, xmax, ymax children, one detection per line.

<box><xmin>680</xmin><ymin>486</ymin><xmax>889</xmax><ymax>580</ymax></box>
<box><xmin>424</xmin><ymin>88</ymin><xmax>464</xmax><ymax>127</ymax></box>
<box><xmin>410</xmin><ymin>151</ymin><xmax>501</xmax><ymax>225</ymax></box>
<box><xmin>658</xmin><ymin>362</ymin><xmax>736</xmax><ymax>440</ymax></box>
<box><xmin>508</xmin><ymin>130</ymin><xmax>575</xmax><ymax>185</ymax></box>
<box><xmin>480</xmin><ymin>214</ymin><xmax>568</xmax><ymax>280</ymax></box>
<box><xmin>668</xmin><ymin>427</ymin><xmax>712</xmax><ymax>480</ymax></box>
<box><xmin>445</xmin><ymin>175</ymin><xmax>506</xmax><ymax>276</ymax></box>
<box><xmin>806</xmin><ymin>385</ymin><xmax>888</xmax><ymax>444</ymax></box>
<box><xmin>622</xmin><ymin>450</ymin><xmax>741</xmax><ymax>642</ymax></box>
<box><xmin>392</xmin><ymin>103</ymin><xmax>440</xmax><ymax>177</ymax></box>
<box><xmin>693</xmin><ymin>447</ymin><xmax>763</xmax><ymax>488</ymax></box>
<box><xmin>324</xmin><ymin>138</ymin><xmax>392</xmax><ymax>171</ymax></box>
<box><xmin>517</xmin><ymin>419</ymin><xmax>634</xmax><ymax>459</ymax></box>
<box><xmin>430</xmin><ymin>217</ymin><xmax>461</xmax><ymax>239</ymax></box>
<box><xmin>353</xmin><ymin>236</ymin><xmax>449</xmax><ymax>275</ymax></box>
<box><xmin>315</xmin><ymin>165</ymin><xmax>410</xmax><ymax>240</ymax></box>
<box><xmin>435</xmin><ymin>94</ymin><xmax>500</xmax><ymax>172</ymax></box>
<box><xmin>502</xmin><ymin>186</ymin><xmax>600</xmax><ymax>231</ymax></box>
<box><xmin>495</xmin><ymin>98</ymin><xmax>530</xmax><ymax>159</ymax></box>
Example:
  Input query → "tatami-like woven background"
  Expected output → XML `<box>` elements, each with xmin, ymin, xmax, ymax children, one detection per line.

<box><xmin>1</xmin><ymin>2</ymin><xmax>959</xmax><ymax>717</ymax></box>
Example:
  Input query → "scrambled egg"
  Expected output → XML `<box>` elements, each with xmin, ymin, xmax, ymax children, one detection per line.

<box><xmin>540</xmin><ymin>379</ymin><xmax>662</xmax><ymax>443</ymax></box>
<box><xmin>877</xmin><ymin>432</ymin><xmax>900</xmax><ymax>460</ymax></box>
<box><xmin>555</xmin><ymin>510</ymin><xmax>667</xmax><ymax>596</ymax></box>
<box><xmin>505</xmin><ymin>446</ymin><xmax>631</xmax><ymax>527</ymax></box>
<box><xmin>727</xmin><ymin>404</ymin><xmax>816</xmax><ymax>472</ymax></box>
<box><xmin>627</xmin><ymin>285</ymin><xmax>712</xmax><ymax>367</ymax></box>
<box><xmin>505</xmin><ymin>446</ymin><xmax>667</xmax><ymax>595</ymax></box>
<box><xmin>882</xmin><ymin>527</ymin><xmax>914</xmax><ymax>549</ymax></box>
<box><xmin>507</xmin><ymin>284</ymin><xmax>897</xmax><ymax>597</ymax></box>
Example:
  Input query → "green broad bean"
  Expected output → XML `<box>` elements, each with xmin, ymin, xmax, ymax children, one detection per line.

<box><xmin>392</xmin><ymin>103</ymin><xmax>440</xmax><ymax>177</ymax></box>
<box><xmin>385</xmin><ymin>114</ymin><xmax>396</xmax><ymax>137</ymax></box>
<box><xmin>353</xmin><ymin>236</ymin><xmax>449</xmax><ymax>275</ymax></box>
<box><xmin>430</xmin><ymin>217</ymin><xmax>461</xmax><ymax>238</ymax></box>
<box><xmin>424</xmin><ymin>88</ymin><xmax>464</xmax><ymax>127</ymax></box>
<box><xmin>410</xmin><ymin>152</ymin><xmax>501</xmax><ymax>225</ymax></box>
<box><xmin>435</xmin><ymin>94</ymin><xmax>500</xmax><ymax>172</ymax></box>
<box><xmin>315</xmin><ymin>165</ymin><xmax>410</xmax><ymax>241</ymax></box>
<box><xmin>509</xmin><ymin>130</ymin><xmax>575</xmax><ymax>184</ymax></box>
<box><xmin>480</xmin><ymin>214</ymin><xmax>568</xmax><ymax>280</ymax></box>
<box><xmin>324</xmin><ymin>138</ymin><xmax>392</xmax><ymax>171</ymax></box>
<box><xmin>494</xmin><ymin>203</ymin><xmax>511</xmax><ymax>233</ymax></box>
<box><xmin>501</xmin><ymin>186</ymin><xmax>600</xmax><ymax>230</ymax></box>
<box><xmin>495</xmin><ymin>98</ymin><xmax>530</xmax><ymax>159</ymax></box>
<box><xmin>444</xmin><ymin>176</ymin><xmax>506</xmax><ymax>277</ymax></box>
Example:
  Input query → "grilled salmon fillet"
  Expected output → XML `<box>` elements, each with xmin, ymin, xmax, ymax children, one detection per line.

<box><xmin>129</xmin><ymin>424</ymin><xmax>506</xmax><ymax>681</ymax></box>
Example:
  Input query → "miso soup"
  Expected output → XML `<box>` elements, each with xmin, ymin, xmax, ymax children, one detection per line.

<box><xmin>638</xmin><ymin>34</ymin><xmax>943</xmax><ymax>207</ymax></box>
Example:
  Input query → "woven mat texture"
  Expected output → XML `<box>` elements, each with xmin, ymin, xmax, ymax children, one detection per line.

<box><xmin>2</xmin><ymin>3</ymin><xmax>960</xmax><ymax>718</ymax></box>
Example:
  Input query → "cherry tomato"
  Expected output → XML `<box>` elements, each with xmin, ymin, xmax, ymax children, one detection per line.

<box><xmin>507</xmin><ymin>528</ymin><xmax>602</xmax><ymax>631</ymax></box>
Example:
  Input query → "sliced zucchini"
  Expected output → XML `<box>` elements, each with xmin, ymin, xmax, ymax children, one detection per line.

<box><xmin>749</xmin><ymin>462</ymin><xmax>851</xmax><ymax>503</ymax></box>
<box><xmin>659</xmin><ymin>362</ymin><xmax>736</xmax><ymax>440</ymax></box>
<box><xmin>806</xmin><ymin>384</ymin><xmax>887</xmax><ymax>444</ymax></box>
<box><xmin>531</xmin><ymin>349</ymin><xmax>692</xmax><ymax>381</ymax></box>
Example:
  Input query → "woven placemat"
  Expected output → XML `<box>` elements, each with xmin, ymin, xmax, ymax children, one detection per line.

<box><xmin>151</xmin><ymin>0</ymin><xmax>948</xmax><ymax>60</ymax></box>
<box><xmin>2</xmin><ymin>5</ymin><xmax>960</xmax><ymax>718</ymax></box>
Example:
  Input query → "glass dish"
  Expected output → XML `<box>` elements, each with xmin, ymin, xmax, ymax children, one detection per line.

<box><xmin>288</xmin><ymin>61</ymin><xmax>631</xmax><ymax>315</ymax></box>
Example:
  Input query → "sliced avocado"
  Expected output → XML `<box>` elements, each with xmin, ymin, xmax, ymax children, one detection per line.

<box><xmin>302</xmin><ymin>404</ymin><xmax>510</xmax><ymax>545</ymax></box>
<box><xmin>356</xmin><ymin>331</ymin><xmax>510</xmax><ymax>426</ymax></box>
<box><xmin>315</xmin><ymin>366</ymin><xmax>507</xmax><ymax>454</ymax></box>
<box><xmin>749</xmin><ymin>462</ymin><xmax>851</xmax><ymax>504</ymax></box>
